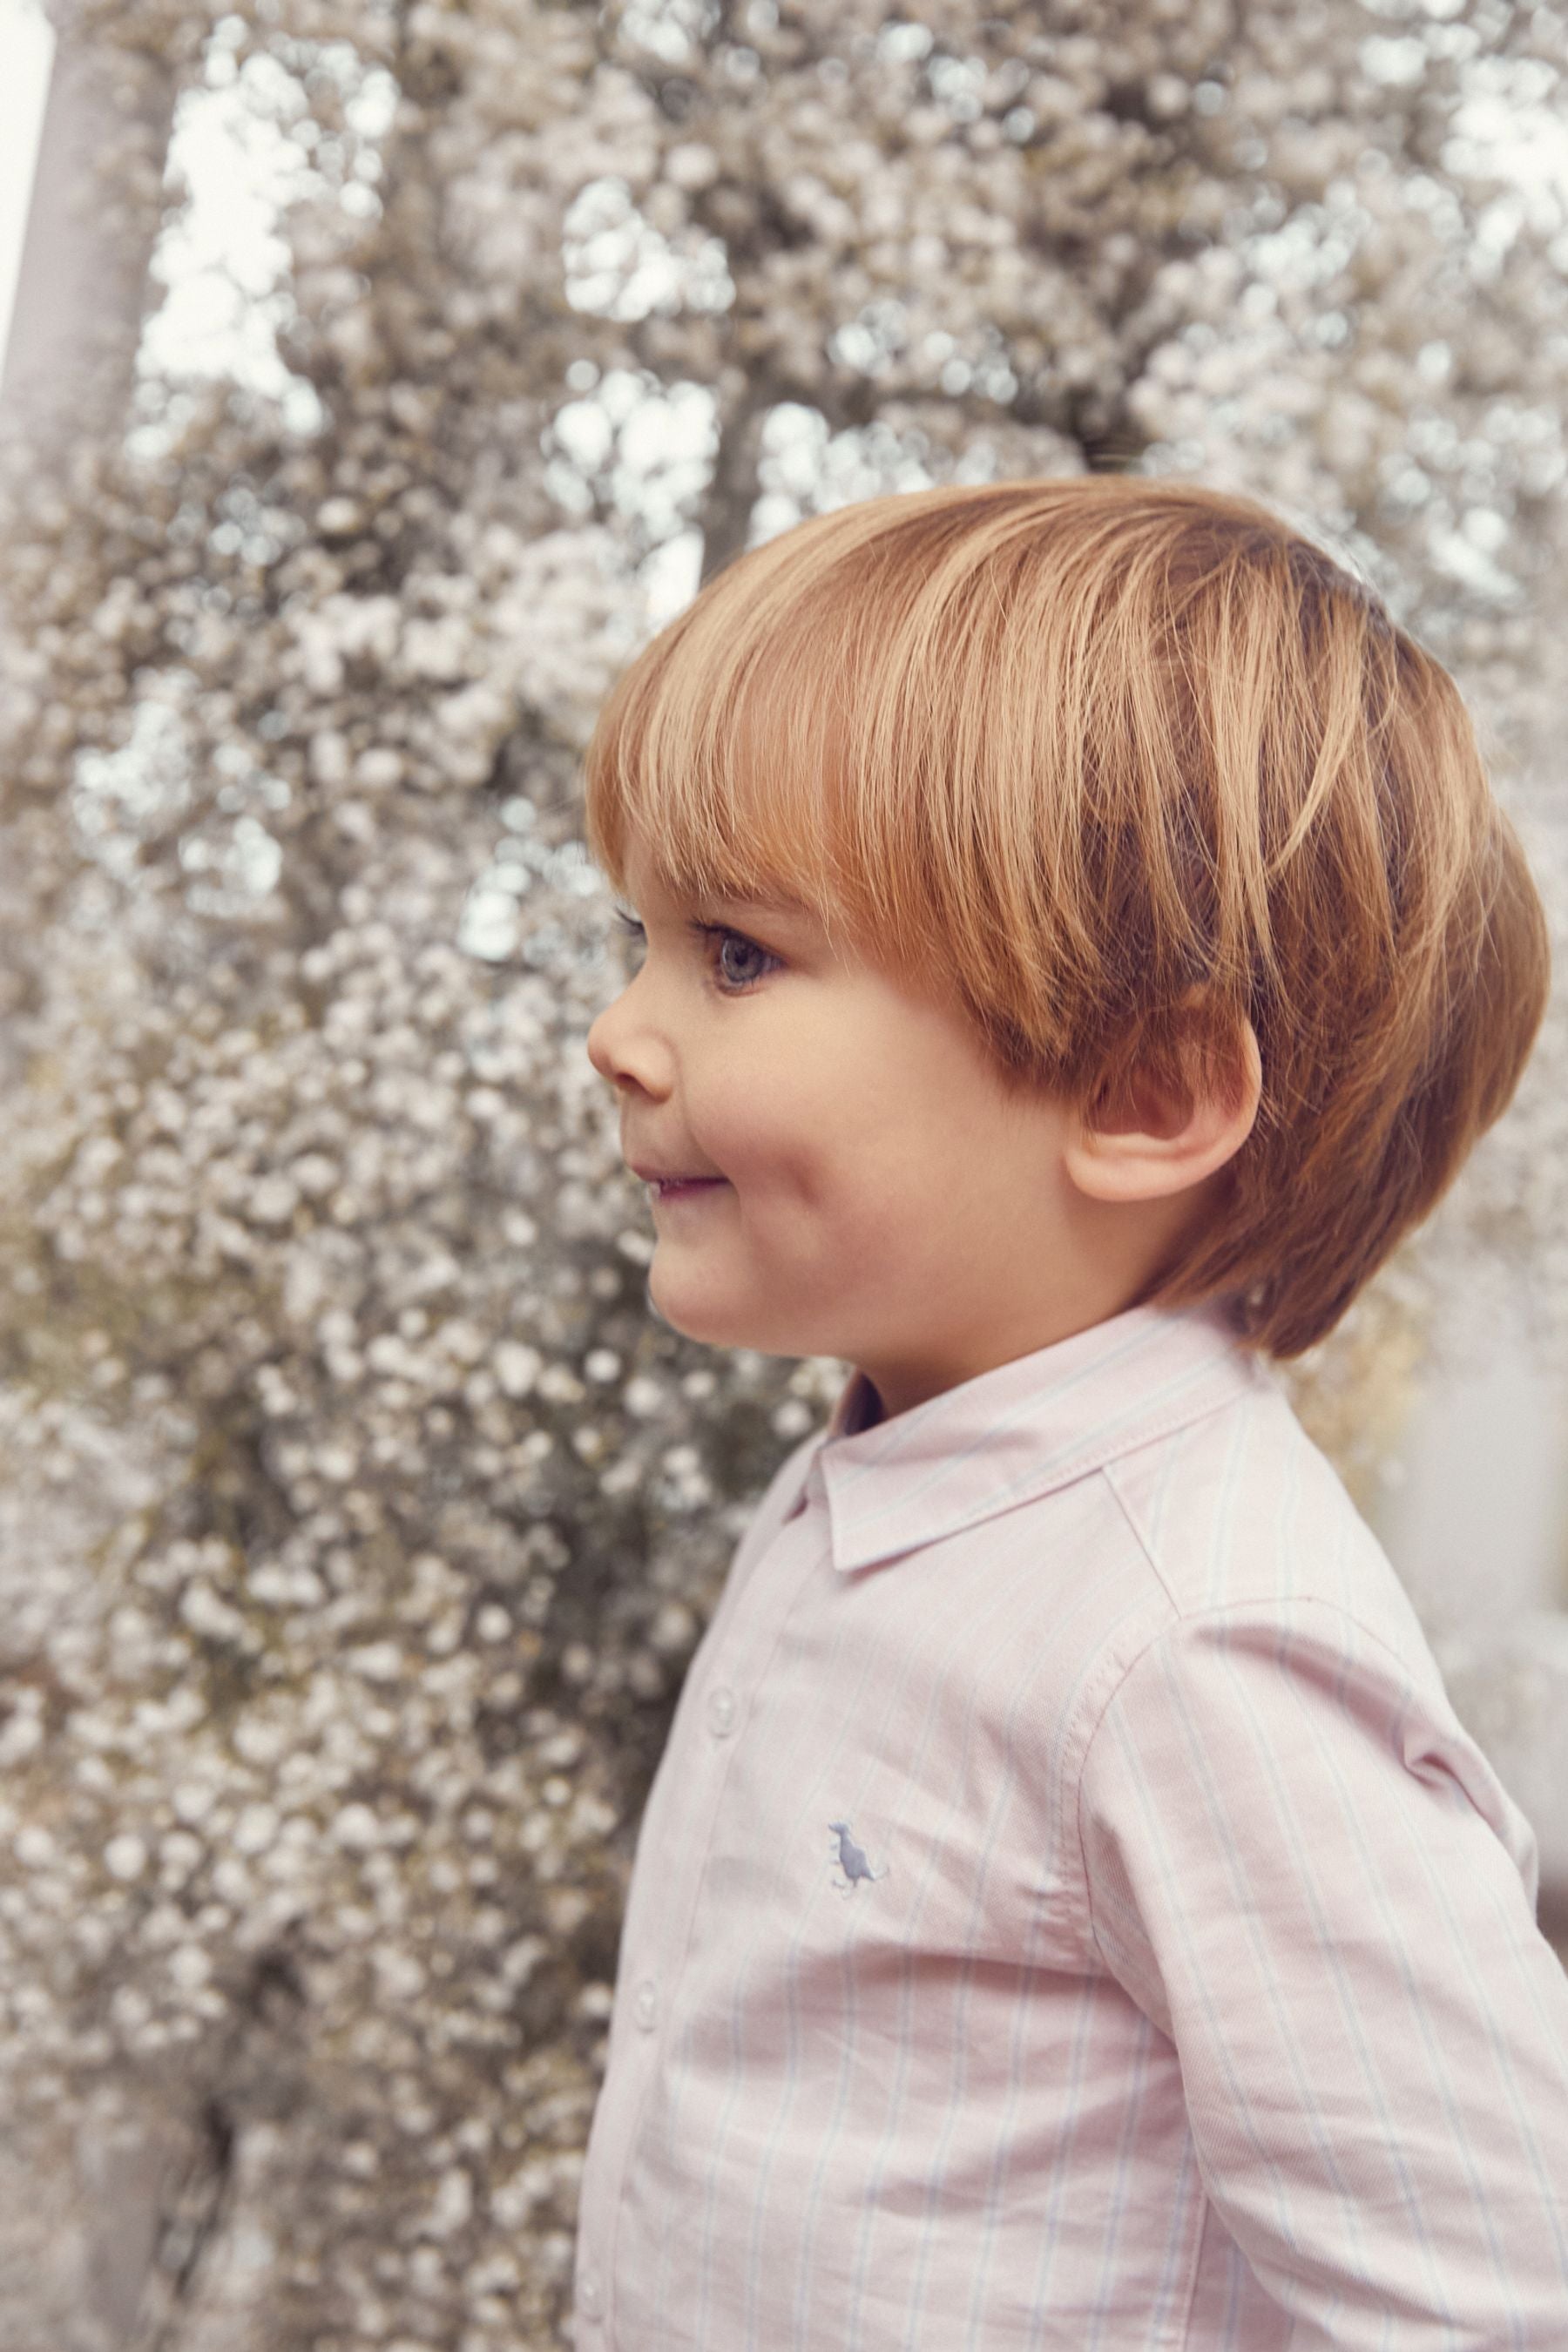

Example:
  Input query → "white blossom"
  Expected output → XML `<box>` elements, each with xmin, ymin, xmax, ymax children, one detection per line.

<box><xmin>1</xmin><ymin>0</ymin><xmax>1565</xmax><ymax>2341</ymax></box>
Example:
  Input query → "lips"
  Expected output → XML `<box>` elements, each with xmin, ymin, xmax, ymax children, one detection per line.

<box><xmin>629</xmin><ymin>1162</ymin><xmax>724</xmax><ymax>1185</ymax></box>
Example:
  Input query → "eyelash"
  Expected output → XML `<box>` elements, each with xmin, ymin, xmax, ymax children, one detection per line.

<box><xmin>612</xmin><ymin>907</ymin><xmax>781</xmax><ymax>997</ymax></box>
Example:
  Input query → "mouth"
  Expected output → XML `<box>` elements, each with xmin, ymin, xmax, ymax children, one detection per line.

<box><xmin>629</xmin><ymin>1160</ymin><xmax>728</xmax><ymax>1201</ymax></box>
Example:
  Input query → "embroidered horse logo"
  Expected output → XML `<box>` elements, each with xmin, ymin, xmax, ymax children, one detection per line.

<box><xmin>828</xmin><ymin>1820</ymin><xmax>888</xmax><ymax>1894</ymax></box>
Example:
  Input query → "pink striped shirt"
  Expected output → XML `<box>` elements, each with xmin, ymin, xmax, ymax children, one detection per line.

<box><xmin>573</xmin><ymin>1301</ymin><xmax>1568</xmax><ymax>2348</ymax></box>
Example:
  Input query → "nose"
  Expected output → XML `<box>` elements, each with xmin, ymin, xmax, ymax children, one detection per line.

<box><xmin>586</xmin><ymin>973</ymin><xmax>673</xmax><ymax>1100</ymax></box>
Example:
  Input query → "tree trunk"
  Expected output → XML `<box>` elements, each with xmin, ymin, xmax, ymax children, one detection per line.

<box><xmin>0</xmin><ymin>10</ymin><xmax>179</xmax><ymax>443</ymax></box>
<box><xmin>698</xmin><ymin>393</ymin><xmax>767</xmax><ymax>587</ymax></box>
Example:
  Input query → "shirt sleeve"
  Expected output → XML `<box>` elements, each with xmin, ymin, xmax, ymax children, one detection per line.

<box><xmin>1078</xmin><ymin>1599</ymin><xmax>1568</xmax><ymax>2349</ymax></box>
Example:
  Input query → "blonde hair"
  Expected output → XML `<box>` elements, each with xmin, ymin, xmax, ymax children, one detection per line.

<box><xmin>583</xmin><ymin>476</ymin><xmax>1549</xmax><ymax>1357</ymax></box>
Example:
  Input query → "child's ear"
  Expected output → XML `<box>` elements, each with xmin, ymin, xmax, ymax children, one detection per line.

<box><xmin>1064</xmin><ymin>1009</ymin><xmax>1262</xmax><ymax>1206</ymax></box>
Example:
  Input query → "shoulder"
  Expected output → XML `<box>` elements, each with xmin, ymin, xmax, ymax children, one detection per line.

<box><xmin>1100</xmin><ymin>1366</ymin><xmax>1434</xmax><ymax>1666</ymax></box>
<box><xmin>1064</xmin><ymin>1370</ymin><xmax>1538</xmax><ymax>1854</ymax></box>
<box><xmin>1042</xmin><ymin>1369</ymin><xmax>1436</xmax><ymax>1775</ymax></box>
<box><xmin>1073</xmin><ymin>1378</ymin><xmax>1540</xmax><ymax>1911</ymax></box>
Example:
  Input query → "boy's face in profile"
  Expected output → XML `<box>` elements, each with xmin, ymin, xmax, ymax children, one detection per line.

<box><xmin>585</xmin><ymin>836</ymin><xmax>1177</xmax><ymax>1421</ymax></box>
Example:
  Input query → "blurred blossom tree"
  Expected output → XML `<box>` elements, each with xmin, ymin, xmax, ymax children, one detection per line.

<box><xmin>1</xmin><ymin>0</ymin><xmax>1567</xmax><ymax>2342</ymax></box>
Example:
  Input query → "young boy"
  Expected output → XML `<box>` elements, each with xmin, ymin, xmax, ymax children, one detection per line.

<box><xmin>575</xmin><ymin>476</ymin><xmax>1568</xmax><ymax>2348</ymax></box>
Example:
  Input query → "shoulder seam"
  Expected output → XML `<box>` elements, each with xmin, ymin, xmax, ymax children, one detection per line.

<box><xmin>1098</xmin><ymin>1455</ymin><xmax>1183</xmax><ymax>1613</ymax></box>
<box><xmin>1071</xmin><ymin>1589</ymin><xmax>1453</xmax><ymax>1984</ymax></box>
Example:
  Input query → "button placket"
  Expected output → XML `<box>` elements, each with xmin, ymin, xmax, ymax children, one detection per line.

<box><xmin>589</xmin><ymin>1504</ymin><xmax>821</xmax><ymax>2315</ymax></box>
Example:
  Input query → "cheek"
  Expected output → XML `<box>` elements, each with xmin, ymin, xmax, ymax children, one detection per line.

<box><xmin>706</xmin><ymin>1098</ymin><xmax>814</xmax><ymax>1194</ymax></box>
<box><xmin>684</xmin><ymin>1055</ymin><xmax>837</xmax><ymax>1211</ymax></box>
<box><xmin>688</xmin><ymin>995</ymin><xmax>955</xmax><ymax>1206</ymax></box>
<box><xmin>710</xmin><ymin>1075</ymin><xmax>916</xmax><ymax>1223</ymax></box>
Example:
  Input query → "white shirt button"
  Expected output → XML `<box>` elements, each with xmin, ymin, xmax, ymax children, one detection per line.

<box><xmin>578</xmin><ymin>2270</ymin><xmax>604</xmax><ymax>2321</ymax></box>
<box><xmin>706</xmin><ymin>1684</ymin><xmax>737</xmax><ymax>1736</ymax></box>
<box><xmin>633</xmin><ymin>1978</ymin><xmax>658</xmax><ymax>2031</ymax></box>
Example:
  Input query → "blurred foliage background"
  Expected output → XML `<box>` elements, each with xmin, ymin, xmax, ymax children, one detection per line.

<box><xmin>2</xmin><ymin>0</ymin><xmax>1568</xmax><ymax>2344</ymax></box>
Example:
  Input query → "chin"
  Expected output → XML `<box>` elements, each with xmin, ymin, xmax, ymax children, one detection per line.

<box><xmin>645</xmin><ymin>1270</ymin><xmax>732</xmax><ymax>1345</ymax></box>
<box><xmin>645</xmin><ymin>1272</ymin><xmax>801</xmax><ymax>1359</ymax></box>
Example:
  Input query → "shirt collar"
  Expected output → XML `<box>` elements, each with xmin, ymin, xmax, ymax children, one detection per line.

<box><xmin>801</xmin><ymin>1299</ymin><xmax>1268</xmax><ymax>1574</ymax></box>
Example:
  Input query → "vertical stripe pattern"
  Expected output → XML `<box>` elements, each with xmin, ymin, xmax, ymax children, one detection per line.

<box><xmin>573</xmin><ymin>1301</ymin><xmax>1568</xmax><ymax>2348</ymax></box>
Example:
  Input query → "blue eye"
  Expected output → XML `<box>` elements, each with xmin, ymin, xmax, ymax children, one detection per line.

<box><xmin>705</xmin><ymin>928</ymin><xmax>777</xmax><ymax>993</ymax></box>
<box><xmin>611</xmin><ymin>907</ymin><xmax>780</xmax><ymax>997</ymax></box>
